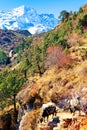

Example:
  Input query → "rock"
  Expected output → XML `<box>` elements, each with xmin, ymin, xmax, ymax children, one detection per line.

<box><xmin>40</xmin><ymin>126</ymin><xmax>53</xmax><ymax>130</ymax></box>
<box><xmin>0</xmin><ymin>113</ymin><xmax>11</xmax><ymax>130</ymax></box>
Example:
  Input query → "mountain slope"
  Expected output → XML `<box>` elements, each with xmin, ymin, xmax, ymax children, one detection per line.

<box><xmin>16</xmin><ymin>4</ymin><xmax>87</xmax><ymax>130</ymax></box>
<box><xmin>0</xmin><ymin>5</ymin><xmax>58</xmax><ymax>34</ymax></box>
<box><xmin>0</xmin><ymin>4</ymin><xmax>87</xmax><ymax>130</ymax></box>
<box><xmin>0</xmin><ymin>29</ymin><xmax>31</xmax><ymax>53</ymax></box>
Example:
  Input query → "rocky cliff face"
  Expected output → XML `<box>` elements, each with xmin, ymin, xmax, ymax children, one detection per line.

<box><xmin>0</xmin><ymin>110</ymin><xmax>18</xmax><ymax>130</ymax></box>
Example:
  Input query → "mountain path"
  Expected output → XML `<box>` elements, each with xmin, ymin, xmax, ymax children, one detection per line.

<box><xmin>38</xmin><ymin>111</ymin><xmax>79</xmax><ymax>130</ymax></box>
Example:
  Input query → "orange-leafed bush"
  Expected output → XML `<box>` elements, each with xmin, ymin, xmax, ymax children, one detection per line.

<box><xmin>46</xmin><ymin>46</ymin><xmax>72</xmax><ymax>68</ymax></box>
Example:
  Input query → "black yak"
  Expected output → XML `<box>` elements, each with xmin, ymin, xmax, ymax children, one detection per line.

<box><xmin>41</xmin><ymin>104</ymin><xmax>57</xmax><ymax>122</ymax></box>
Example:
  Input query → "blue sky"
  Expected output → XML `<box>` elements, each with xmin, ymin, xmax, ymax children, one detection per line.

<box><xmin>0</xmin><ymin>0</ymin><xmax>87</xmax><ymax>18</ymax></box>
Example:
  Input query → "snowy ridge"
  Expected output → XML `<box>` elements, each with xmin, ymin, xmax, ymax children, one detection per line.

<box><xmin>0</xmin><ymin>6</ymin><xmax>58</xmax><ymax>34</ymax></box>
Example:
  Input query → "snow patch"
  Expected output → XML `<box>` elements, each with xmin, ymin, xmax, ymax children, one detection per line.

<box><xmin>28</xmin><ymin>24</ymin><xmax>46</xmax><ymax>34</ymax></box>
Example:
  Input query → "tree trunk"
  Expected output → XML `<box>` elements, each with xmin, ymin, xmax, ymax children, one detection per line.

<box><xmin>37</xmin><ymin>64</ymin><xmax>42</xmax><ymax>76</ymax></box>
<box><xmin>24</xmin><ymin>70</ymin><xmax>27</xmax><ymax>79</ymax></box>
<box><xmin>13</xmin><ymin>94</ymin><xmax>16</xmax><ymax>112</ymax></box>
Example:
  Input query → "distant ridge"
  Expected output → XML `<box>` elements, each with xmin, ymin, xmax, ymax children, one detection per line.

<box><xmin>0</xmin><ymin>29</ymin><xmax>31</xmax><ymax>48</ymax></box>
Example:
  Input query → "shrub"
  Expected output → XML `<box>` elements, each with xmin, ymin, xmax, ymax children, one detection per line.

<box><xmin>76</xmin><ymin>22</ymin><xmax>83</xmax><ymax>34</ymax></box>
<box><xmin>79</xmin><ymin>15</ymin><xmax>87</xmax><ymax>27</ymax></box>
<box><xmin>72</xmin><ymin>11</ymin><xmax>77</xmax><ymax>20</ymax></box>
<box><xmin>78</xmin><ymin>7</ymin><xmax>83</xmax><ymax>14</ymax></box>
<box><xmin>0</xmin><ymin>51</ymin><xmax>10</xmax><ymax>65</ymax></box>
<box><xmin>76</xmin><ymin>14</ymin><xmax>87</xmax><ymax>34</ymax></box>
<box><xmin>46</xmin><ymin>46</ymin><xmax>72</xmax><ymax>68</ymax></box>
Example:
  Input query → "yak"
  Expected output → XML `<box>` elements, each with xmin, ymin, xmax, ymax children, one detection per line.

<box><xmin>41</xmin><ymin>105</ymin><xmax>57</xmax><ymax>122</ymax></box>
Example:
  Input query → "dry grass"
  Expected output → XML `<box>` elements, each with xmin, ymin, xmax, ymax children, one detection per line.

<box><xmin>19</xmin><ymin>109</ymin><xmax>40</xmax><ymax>130</ymax></box>
<box><xmin>16</xmin><ymin>57</ymin><xmax>87</xmax><ymax>105</ymax></box>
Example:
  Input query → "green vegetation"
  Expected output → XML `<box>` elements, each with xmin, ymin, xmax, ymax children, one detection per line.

<box><xmin>0</xmin><ymin>69</ymin><xmax>26</xmax><ymax>111</ymax></box>
<box><xmin>58</xmin><ymin>10</ymin><xmax>70</xmax><ymax>22</ymax></box>
<box><xmin>78</xmin><ymin>7</ymin><xmax>83</xmax><ymax>14</ymax></box>
<box><xmin>20</xmin><ymin>58</ymin><xmax>31</xmax><ymax>78</ymax></box>
<box><xmin>0</xmin><ymin>51</ymin><xmax>10</xmax><ymax>65</ymax></box>
<box><xmin>14</xmin><ymin>37</ymin><xmax>32</xmax><ymax>53</ymax></box>
<box><xmin>78</xmin><ymin>14</ymin><xmax>87</xmax><ymax>28</ymax></box>
<box><xmin>0</xmin><ymin>10</ymin><xmax>70</xmax><ymax>110</ymax></box>
<box><xmin>1</xmin><ymin>5</ymin><xmax>87</xmax><ymax>111</ymax></box>
<box><xmin>23</xmin><ymin>43</ymin><xmax>46</xmax><ymax>76</ymax></box>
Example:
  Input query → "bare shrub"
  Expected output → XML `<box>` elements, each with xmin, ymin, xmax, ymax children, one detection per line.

<box><xmin>46</xmin><ymin>46</ymin><xmax>72</xmax><ymax>68</ymax></box>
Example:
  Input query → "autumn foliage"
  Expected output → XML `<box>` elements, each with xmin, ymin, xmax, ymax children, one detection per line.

<box><xmin>46</xmin><ymin>46</ymin><xmax>72</xmax><ymax>68</ymax></box>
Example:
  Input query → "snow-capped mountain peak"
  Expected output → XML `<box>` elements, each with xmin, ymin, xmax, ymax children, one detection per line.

<box><xmin>12</xmin><ymin>5</ymin><xmax>25</xmax><ymax>16</ymax></box>
<box><xmin>0</xmin><ymin>5</ymin><xmax>58</xmax><ymax>34</ymax></box>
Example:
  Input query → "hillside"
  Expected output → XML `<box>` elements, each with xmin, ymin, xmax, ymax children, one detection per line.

<box><xmin>0</xmin><ymin>4</ymin><xmax>87</xmax><ymax>130</ymax></box>
<box><xmin>0</xmin><ymin>29</ymin><xmax>31</xmax><ymax>68</ymax></box>
<box><xmin>0</xmin><ymin>29</ymin><xmax>31</xmax><ymax>52</ymax></box>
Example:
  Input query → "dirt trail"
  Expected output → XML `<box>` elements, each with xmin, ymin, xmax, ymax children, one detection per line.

<box><xmin>39</xmin><ymin>111</ymin><xmax>79</xmax><ymax>130</ymax></box>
